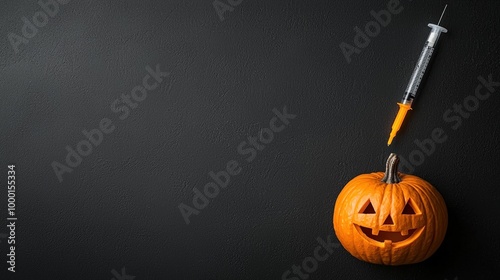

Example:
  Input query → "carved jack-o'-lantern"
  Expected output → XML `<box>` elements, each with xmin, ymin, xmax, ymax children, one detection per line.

<box><xmin>333</xmin><ymin>153</ymin><xmax>448</xmax><ymax>265</ymax></box>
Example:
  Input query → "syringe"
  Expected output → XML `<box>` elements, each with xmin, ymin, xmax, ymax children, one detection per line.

<box><xmin>387</xmin><ymin>5</ymin><xmax>448</xmax><ymax>146</ymax></box>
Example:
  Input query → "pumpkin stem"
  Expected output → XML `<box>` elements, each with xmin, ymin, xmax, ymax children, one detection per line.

<box><xmin>381</xmin><ymin>153</ymin><xmax>402</xmax><ymax>184</ymax></box>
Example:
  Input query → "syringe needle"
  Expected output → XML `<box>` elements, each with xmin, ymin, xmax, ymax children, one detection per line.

<box><xmin>437</xmin><ymin>4</ymin><xmax>448</xmax><ymax>26</ymax></box>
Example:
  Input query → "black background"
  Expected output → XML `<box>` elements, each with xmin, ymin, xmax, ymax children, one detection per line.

<box><xmin>1</xmin><ymin>0</ymin><xmax>499</xmax><ymax>279</ymax></box>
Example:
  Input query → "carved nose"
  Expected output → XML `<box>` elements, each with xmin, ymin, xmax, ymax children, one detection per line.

<box><xmin>383</xmin><ymin>215</ymin><xmax>394</xmax><ymax>225</ymax></box>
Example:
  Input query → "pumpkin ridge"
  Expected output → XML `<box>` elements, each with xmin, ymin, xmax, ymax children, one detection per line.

<box><xmin>408</xmin><ymin>180</ymin><xmax>447</xmax><ymax>259</ymax></box>
<box><xmin>397</xmin><ymin>186</ymin><xmax>414</xmax><ymax>263</ymax></box>
<box><xmin>406</xmin><ymin>182</ymin><xmax>430</xmax><ymax>263</ymax></box>
<box><xmin>334</xmin><ymin>178</ymin><xmax>366</xmax><ymax>257</ymax></box>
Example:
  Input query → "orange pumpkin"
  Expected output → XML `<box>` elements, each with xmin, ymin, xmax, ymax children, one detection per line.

<box><xmin>333</xmin><ymin>153</ymin><xmax>447</xmax><ymax>265</ymax></box>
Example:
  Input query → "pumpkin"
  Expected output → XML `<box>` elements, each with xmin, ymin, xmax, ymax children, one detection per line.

<box><xmin>333</xmin><ymin>153</ymin><xmax>448</xmax><ymax>265</ymax></box>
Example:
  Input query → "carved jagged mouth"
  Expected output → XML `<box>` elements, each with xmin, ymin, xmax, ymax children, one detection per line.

<box><xmin>355</xmin><ymin>225</ymin><xmax>424</xmax><ymax>247</ymax></box>
<box><xmin>360</xmin><ymin>225</ymin><xmax>416</xmax><ymax>242</ymax></box>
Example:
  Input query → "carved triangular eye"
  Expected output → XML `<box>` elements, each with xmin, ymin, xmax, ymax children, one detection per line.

<box><xmin>402</xmin><ymin>199</ymin><xmax>417</xmax><ymax>214</ymax></box>
<box><xmin>360</xmin><ymin>200</ymin><xmax>376</xmax><ymax>214</ymax></box>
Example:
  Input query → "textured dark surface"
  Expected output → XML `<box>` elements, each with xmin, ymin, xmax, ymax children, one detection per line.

<box><xmin>1</xmin><ymin>0</ymin><xmax>499</xmax><ymax>279</ymax></box>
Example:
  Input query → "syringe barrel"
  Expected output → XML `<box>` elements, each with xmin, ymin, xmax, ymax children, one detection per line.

<box><xmin>401</xmin><ymin>42</ymin><xmax>434</xmax><ymax>104</ymax></box>
<box><xmin>401</xmin><ymin>24</ymin><xmax>447</xmax><ymax>104</ymax></box>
